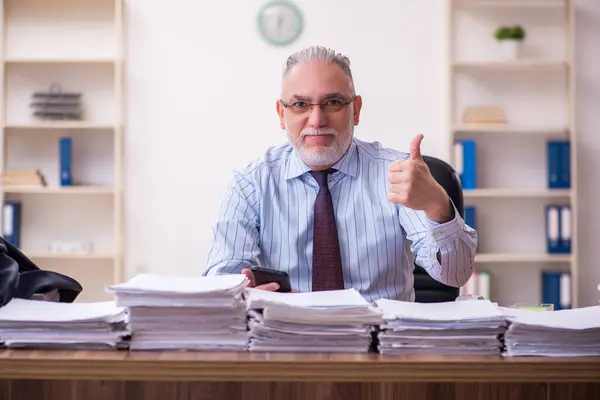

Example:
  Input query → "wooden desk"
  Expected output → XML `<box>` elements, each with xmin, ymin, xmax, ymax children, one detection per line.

<box><xmin>0</xmin><ymin>350</ymin><xmax>598</xmax><ymax>400</ymax></box>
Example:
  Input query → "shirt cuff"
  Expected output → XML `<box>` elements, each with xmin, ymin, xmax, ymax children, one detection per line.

<box><xmin>425</xmin><ymin>197</ymin><xmax>465</xmax><ymax>243</ymax></box>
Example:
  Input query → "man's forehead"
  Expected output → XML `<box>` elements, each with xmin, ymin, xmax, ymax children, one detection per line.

<box><xmin>288</xmin><ymin>92</ymin><xmax>347</xmax><ymax>101</ymax></box>
<box><xmin>281</xmin><ymin>61</ymin><xmax>353</xmax><ymax>97</ymax></box>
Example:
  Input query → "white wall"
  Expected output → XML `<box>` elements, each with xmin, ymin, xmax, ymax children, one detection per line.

<box><xmin>124</xmin><ymin>0</ymin><xmax>600</xmax><ymax>306</ymax></box>
<box><xmin>124</xmin><ymin>0</ymin><xmax>448</xmax><ymax>274</ymax></box>
<box><xmin>574</xmin><ymin>0</ymin><xmax>600</xmax><ymax>307</ymax></box>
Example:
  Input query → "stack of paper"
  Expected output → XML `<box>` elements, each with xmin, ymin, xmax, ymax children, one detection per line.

<box><xmin>0</xmin><ymin>298</ymin><xmax>129</xmax><ymax>349</ymax></box>
<box><xmin>375</xmin><ymin>299</ymin><xmax>506</xmax><ymax>355</ymax></box>
<box><xmin>106</xmin><ymin>273</ymin><xmax>249</xmax><ymax>350</ymax></box>
<box><xmin>502</xmin><ymin>305</ymin><xmax>600</xmax><ymax>356</ymax></box>
<box><xmin>244</xmin><ymin>288</ymin><xmax>382</xmax><ymax>353</ymax></box>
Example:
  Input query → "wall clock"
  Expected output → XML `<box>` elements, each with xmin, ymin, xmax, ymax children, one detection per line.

<box><xmin>257</xmin><ymin>1</ymin><xmax>303</xmax><ymax>46</ymax></box>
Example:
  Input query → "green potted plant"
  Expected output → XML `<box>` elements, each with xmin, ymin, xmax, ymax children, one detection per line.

<box><xmin>494</xmin><ymin>25</ymin><xmax>525</xmax><ymax>60</ymax></box>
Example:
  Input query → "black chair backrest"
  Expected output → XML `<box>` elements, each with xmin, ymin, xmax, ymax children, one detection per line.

<box><xmin>412</xmin><ymin>155</ymin><xmax>463</xmax><ymax>303</ymax></box>
<box><xmin>0</xmin><ymin>237</ymin><xmax>82</xmax><ymax>307</ymax></box>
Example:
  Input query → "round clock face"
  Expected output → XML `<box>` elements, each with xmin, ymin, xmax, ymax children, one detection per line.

<box><xmin>257</xmin><ymin>1</ymin><xmax>303</xmax><ymax>46</ymax></box>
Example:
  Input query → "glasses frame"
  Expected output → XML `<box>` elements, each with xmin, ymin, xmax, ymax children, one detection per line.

<box><xmin>279</xmin><ymin>95</ymin><xmax>357</xmax><ymax>114</ymax></box>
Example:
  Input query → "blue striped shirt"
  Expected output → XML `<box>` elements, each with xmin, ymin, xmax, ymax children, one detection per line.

<box><xmin>202</xmin><ymin>138</ymin><xmax>478</xmax><ymax>302</ymax></box>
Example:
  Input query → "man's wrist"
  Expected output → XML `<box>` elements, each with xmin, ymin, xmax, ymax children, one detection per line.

<box><xmin>425</xmin><ymin>193</ymin><xmax>454</xmax><ymax>223</ymax></box>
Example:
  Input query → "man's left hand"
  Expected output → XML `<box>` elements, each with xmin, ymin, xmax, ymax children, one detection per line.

<box><xmin>387</xmin><ymin>134</ymin><xmax>454</xmax><ymax>223</ymax></box>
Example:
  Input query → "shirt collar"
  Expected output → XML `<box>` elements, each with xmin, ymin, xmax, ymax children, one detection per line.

<box><xmin>286</xmin><ymin>140</ymin><xmax>359</xmax><ymax>180</ymax></box>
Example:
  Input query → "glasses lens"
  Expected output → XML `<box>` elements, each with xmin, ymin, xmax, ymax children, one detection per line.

<box><xmin>289</xmin><ymin>104</ymin><xmax>311</xmax><ymax>113</ymax></box>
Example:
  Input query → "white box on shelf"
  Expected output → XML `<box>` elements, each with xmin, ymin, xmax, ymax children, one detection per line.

<box><xmin>49</xmin><ymin>240</ymin><xmax>93</xmax><ymax>255</ymax></box>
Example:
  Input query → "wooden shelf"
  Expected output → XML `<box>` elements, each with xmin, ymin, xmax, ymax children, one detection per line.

<box><xmin>24</xmin><ymin>252</ymin><xmax>115</xmax><ymax>260</ymax></box>
<box><xmin>463</xmin><ymin>188</ymin><xmax>571</xmax><ymax>199</ymax></box>
<box><xmin>0</xmin><ymin>0</ymin><xmax>126</xmax><ymax>303</ymax></box>
<box><xmin>4</xmin><ymin>122</ymin><xmax>117</xmax><ymax>130</ymax></box>
<box><xmin>475</xmin><ymin>253</ymin><xmax>571</xmax><ymax>263</ymax></box>
<box><xmin>3</xmin><ymin>58</ymin><xmax>118</xmax><ymax>64</ymax></box>
<box><xmin>2</xmin><ymin>186</ymin><xmax>115</xmax><ymax>194</ymax></box>
<box><xmin>452</xmin><ymin>60</ymin><xmax>567</xmax><ymax>70</ymax></box>
<box><xmin>448</xmin><ymin>0</ymin><xmax>578</xmax><ymax>307</ymax></box>
<box><xmin>454</xmin><ymin>125</ymin><xmax>568</xmax><ymax>136</ymax></box>
<box><xmin>461</xmin><ymin>0</ymin><xmax>566</xmax><ymax>8</ymax></box>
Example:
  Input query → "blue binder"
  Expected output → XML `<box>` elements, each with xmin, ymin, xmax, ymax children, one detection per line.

<box><xmin>455</xmin><ymin>140</ymin><xmax>476</xmax><ymax>189</ymax></box>
<box><xmin>559</xmin><ymin>141</ymin><xmax>571</xmax><ymax>188</ymax></box>
<box><xmin>2</xmin><ymin>201</ymin><xmax>21</xmax><ymax>248</ymax></box>
<box><xmin>542</xmin><ymin>271</ymin><xmax>571</xmax><ymax>310</ymax></box>
<box><xmin>547</xmin><ymin>140</ymin><xmax>570</xmax><ymax>189</ymax></box>
<box><xmin>464</xmin><ymin>205</ymin><xmax>476</xmax><ymax>230</ymax></box>
<box><xmin>59</xmin><ymin>136</ymin><xmax>72</xmax><ymax>186</ymax></box>
<box><xmin>559</xmin><ymin>205</ymin><xmax>572</xmax><ymax>253</ymax></box>
<box><xmin>547</xmin><ymin>141</ymin><xmax>560</xmax><ymax>189</ymax></box>
<box><xmin>545</xmin><ymin>205</ymin><xmax>561</xmax><ymax>253</ymax></box>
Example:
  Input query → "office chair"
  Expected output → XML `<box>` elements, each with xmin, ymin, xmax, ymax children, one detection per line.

<box><xmin>412</xmin><ymin>155</ymin><xmax>463</xmax><ymax>303</ymax></box>
<box><xmin>0</xmin><ymin>237</ymin><xmax>83</xmax><ymax>307</ymax></box>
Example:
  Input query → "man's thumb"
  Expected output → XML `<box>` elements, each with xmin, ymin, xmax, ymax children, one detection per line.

<box><xmin>409</xmin><ymin>134</ymin><xmax>424</xmax><ymax>161</ymax></box>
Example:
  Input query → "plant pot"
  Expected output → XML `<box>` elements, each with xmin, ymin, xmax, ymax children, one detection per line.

<box><xmin>499</xmin><ymin>39</ymin><xmax>522</xmax><ymax>60</ymax></box>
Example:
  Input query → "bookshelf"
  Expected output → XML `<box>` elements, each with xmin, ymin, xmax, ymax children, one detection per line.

<box><xmin>447</xmin><ymin>0</ymin><xmax>577</xmax><ymax>307</ymax></box>
<box><xmin>0</xmin><ymin>0</ymin><xmax>124</xmax><ymax>302</ymax></box>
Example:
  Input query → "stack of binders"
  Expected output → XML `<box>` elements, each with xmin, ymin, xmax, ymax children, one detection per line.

<box><xmin>459</xmin><ymin>268</ymin><xmax>491</xmax><ymax>300</ymax></box>
<box><xmin>545</xmin><ymin>204</ymin><xmax>571</xmax><ymax>254</ymax></box>
<box><xmin>541</xmin><ymin>271</ymin><xmax>571</xmax><ymax>310</ymax></box>
<box><xmin>30</xmin><ymin>84</ymin><xmax>83</xmax><ymax>120</ymax></box>
<box><xmin>244</xmin><ymin>288</ymin><xmax>382</xmax><ymax>353</ymax></box>
<box><xmin>106</xmin><ymin>273</ymin><xmax>249</xmax><ymax>351</ymax></box>
<box><xmin>375</xmin><ymin>299</ymin><xmax>506</xmax><ymax>355</ymax></box>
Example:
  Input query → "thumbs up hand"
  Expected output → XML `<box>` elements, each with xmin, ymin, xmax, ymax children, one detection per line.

<box><xmin>387</xmin><ymin>134</ymin><xmax>454</xmax><ymax>223</ymax></box>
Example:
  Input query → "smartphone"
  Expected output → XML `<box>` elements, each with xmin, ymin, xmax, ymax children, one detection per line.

<box><xmin>249</xmin><ymin>266</ymin><xmax>292</xmax><ymax>293</ymax></box>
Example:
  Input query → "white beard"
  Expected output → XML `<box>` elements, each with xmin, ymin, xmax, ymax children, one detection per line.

<box><xmin>287</xmin><ymin>125</ymin><xmax>353</xmax><ymax>168</ymax></box>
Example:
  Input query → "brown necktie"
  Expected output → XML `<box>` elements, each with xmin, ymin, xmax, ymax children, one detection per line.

<box><xmin>310</xmin><ymin>169</ymin><xmax>344</xmax><ymax>291</ymax></box>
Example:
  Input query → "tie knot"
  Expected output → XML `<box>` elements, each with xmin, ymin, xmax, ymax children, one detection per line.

<box><xmin>310</xmin><ymin>169</ymin><xmax>335</xmax><ymax>187</ymax></box>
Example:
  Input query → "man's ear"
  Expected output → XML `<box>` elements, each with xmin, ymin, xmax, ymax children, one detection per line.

<box><xmin>276</xmin><ymin>100</ymin><xmax>285</xmax><ymax>129</ymax></box>
<box><xmin>353</xmin><ymin>95</ymin><xmax>363</xmax><ymax>126</ymax></box>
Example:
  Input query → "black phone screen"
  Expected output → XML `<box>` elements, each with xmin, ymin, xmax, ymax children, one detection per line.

<box><xmin>249</xmin><ymin>267</ymin><xmax>292</xmax><ymax>293</ymax></box>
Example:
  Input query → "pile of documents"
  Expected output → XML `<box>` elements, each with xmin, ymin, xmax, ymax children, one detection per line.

<box><xmin>375</xmin><ymin>299</ymin><xmax>506</xmax><ymax>355</ymax></box>
<box><xmin>0</xmin><ymin>298</ymin><xmax>129</xmax><ymax>349</ymax></box>
<box><xmin>502</xmin><ymin>305</ymin><xmax>600</xmax><ymax>356</ymax></box>
<box><xmin>244</xmin><ymin>288</ymin><xmax>382</xmax><ymax>353</ymax></box>
<box><xmin>106</xmin><ymin>273</ymin><xmax>249</xmax><ymax>350</ymax></box>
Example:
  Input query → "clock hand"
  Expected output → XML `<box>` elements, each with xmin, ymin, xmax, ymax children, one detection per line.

<box><xmin>276</xmin><ymin>13</ymin><xmax>283</xmax><ymax>34</ymax></box>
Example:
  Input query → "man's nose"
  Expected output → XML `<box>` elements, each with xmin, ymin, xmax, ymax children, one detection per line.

<box><xmin>307</xmin><ymin>105</ymin><xmax>327</xmax><ymax>127</ymax></box>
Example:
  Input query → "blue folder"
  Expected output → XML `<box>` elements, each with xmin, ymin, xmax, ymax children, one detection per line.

<box><xmin>2</xmin><ymin>201</ymin><xmax>21</xmax><ymax>248</ymax></box>
<box><xmin>59</xmin><ymin>137</ymin><xmax>72</xmax><ymax>186</ymax></box>
<box><xmin>542</xmin><ymin>271</ymin><xmax>571</xmax><ymax>310</ymax></box>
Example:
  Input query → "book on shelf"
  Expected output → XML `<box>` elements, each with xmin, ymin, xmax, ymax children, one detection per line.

<box><xmin>461</xmin><ymin>106</ymin><xmax>506</xmax><ymax>125</ymax></box>
<box><xmin>1</xmin><ymin>169</ymin><xmax>46</xmax><ymax>187</ymax></box>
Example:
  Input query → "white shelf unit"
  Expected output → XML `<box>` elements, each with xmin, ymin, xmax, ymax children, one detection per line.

<box><xmin>447</xmin><ymin>0</ymin><xmax>577</xmax><ymax>307</ymax></box>
<box><xmin>0</xmin><ymin>0</ymin><xmax>124</xmax><ymax>302</ymax></box>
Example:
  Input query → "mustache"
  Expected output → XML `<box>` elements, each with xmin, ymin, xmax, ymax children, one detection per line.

<box><xmin>300</xmin><ymin>128</ymin><xmax>339</xmax><ymax>138</ymax></box>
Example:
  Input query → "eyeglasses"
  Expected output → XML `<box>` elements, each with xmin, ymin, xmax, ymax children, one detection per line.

<box><xmin>279</xmin><ymin>95</ymin><xmax>357</xmax><ymax>114</ymax></box>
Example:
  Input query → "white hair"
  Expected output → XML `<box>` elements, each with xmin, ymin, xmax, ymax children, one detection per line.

<box><xmin>282</xmin><ymin>45</ymin><xmax>355</xmax><ymax>91</ymax></box>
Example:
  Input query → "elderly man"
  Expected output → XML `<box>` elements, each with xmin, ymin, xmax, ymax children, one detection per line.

<box><xmin>202</xmin><ymin>45</ymin><xmax>477</xmax><ymax>302</ymax></box>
